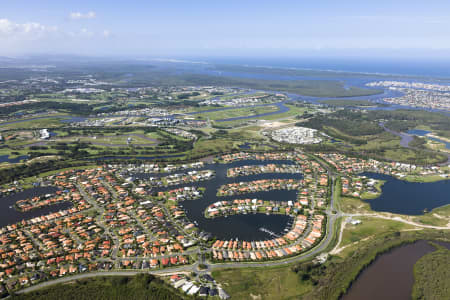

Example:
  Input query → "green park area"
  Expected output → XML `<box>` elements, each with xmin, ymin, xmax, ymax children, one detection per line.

<box><xmin>303</xmin><ymin>109</ymin><xmax>449</xmax><ymax>164</ymax></box>
<box><xmin>194</xmin><ymin>105</ymin><xmax>279</xmax><ymax>121</ymax></box>
<box><xmin>213</xmin><ymin>265</ymin><xmax>313</xmax><ymax>300</ymax></box>
<box><xmin>338</xmin><ymin>217</ymin><xmax>416</xmax><ymax>256</ymax></box>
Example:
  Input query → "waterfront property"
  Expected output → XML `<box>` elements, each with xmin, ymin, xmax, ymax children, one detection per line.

<box><xmin>0</xmin><ymin>150</ymin><xmax>449</xmax><ymax>293</ymax></box>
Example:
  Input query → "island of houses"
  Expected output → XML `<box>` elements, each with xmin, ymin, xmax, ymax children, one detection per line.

<box><xmin>0</xmin><ymin>150</ymin><xmax>448</xmax><ymax>295</ymax></box>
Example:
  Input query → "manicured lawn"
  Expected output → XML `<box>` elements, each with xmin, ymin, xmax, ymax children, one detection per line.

<box><xmin>212</xmin><ymin>104</ymin><xmax>309</xmax><ymax>128</ymax></box>
<box><xmin>256</xmin><ymin>104</ymin><xmax>307</xmax><ymax>120</ymax></box>
<box><xmin>228</xmin><ymin>127</ymin><xmax>264</xmax><ymax>140</ymax></box>
<box><xmin>191</xmin><ymin>138</ymin><xmax>238</xmax><ymax>157</ymax></box>
<box><xmin>0</xmin><ymin>117</ymin><xmax>67</xmax><ymax>130</ymax></box>
<box><xmin>78</xmin><ymin>135</ymin><xmax>157</xmax><ymax>145</ymax></box>
<box><xmin>196</xmin><ymin>105</ymin><xmax>279</xmax><ymax>120</ymax></box>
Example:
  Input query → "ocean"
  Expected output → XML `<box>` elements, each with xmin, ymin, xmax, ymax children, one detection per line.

<box><xmin>199</xmin><ymin>57</ymin><xmax>450</xmax><ymax>79</ymax></box>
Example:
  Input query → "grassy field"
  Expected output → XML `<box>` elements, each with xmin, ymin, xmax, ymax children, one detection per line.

<box><xmin>190</xmin><ymin>138</ymin><xmax>239</xmax><ymax>158</ymax></box>
<box><xmin>227</xmin><ymin>126</ymin><xmax>265</xmax><ymax>141</ymax></box>
<box><xmin>33</xmin><ymin>97</ymin><xmax>108</xmax><ymax>104</ymax></box>
<box><xmin>211</xmin><ymin>118</ymin><xmax>259</xmax><ymax>128</ymax></box>
<box><xmin>196</xmin><ymin>105</ymin><xmax>279</xmax><ymax>121</ymax></box>
<box><xmin>77</xmin><ymin>135</ymin><xmax>158</xmax><ymax>145</ymax></box>
<box><xmin>0</xmin><ymin>117</ymin><xmax>67</xmax><ymax>130</ymax></box>
<box><xmin>0</xmin><ymin>128</ymin><xmax>185</xmax><ymax>164</ymax></box>
<box><xmin>213</xmin><ymin>104</ymin><xmax>308</xmax><ymax>128</ymax></box>
<box><xmin>175</xmin><ymin>105</ymin><xmax>226</xmax><ymax>113</ymax></box>
<box><xmin>339</xmin><ymin>217</ymin><xmax>416</xmax><ymax>257</ymax></box>
<box><xmin>340</xmin><ymin>196</ymin><xmax>372</xmax><ymax>214</ymax></box>
<box><xmin>213</xmin><ymin>230</ymin><xmax>450</xmax><ymax>300</ymax></box>
<box><xmin>340</xmin><ymin>195</ymin><xmax>450</xmax><ymax>228</ymax></box>
<box><xmin>412</xmin><ymin>204</ymin><xmax>450</xmax><ymax>227</ymax></box>
<box><xmin>403</xmin><ymin>174</ymin><xmax>450</xmax><ymax>183</ymax></box>
<box><xmin>256</xmin><ymin>104</ymin><xmax>308</xmax><ymax>120</ymax></box>
<box><xmin>212</xmin><ymin>265</ymin><xmax>313</xmax><ymax>299</ymax></box>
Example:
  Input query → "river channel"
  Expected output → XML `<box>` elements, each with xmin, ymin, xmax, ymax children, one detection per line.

<box><xmin>342</xmin><ymin>240</ymin><xmax>450</xmax><ymax>300</ymax></box>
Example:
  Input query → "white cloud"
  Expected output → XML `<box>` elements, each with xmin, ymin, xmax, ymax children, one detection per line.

<box><xmin>69</xmin><ymin>11</ymin><xmax>96</xmax><ymax>20</ymax></box>
<box><xmin>80</xmin><ymin>28</ymin><xmax>94</xmax><ymax>37</ymax></box>
<box><xmin>68</xmin><ymin>28</ymin><xmax>94</xmax><ymax>38</ymax></box>
<box><xmin>0</xmin><ymin>18</ymin><xmax>57</xmax><ymax>39</ymax></box>
<box><xmin>0</xmin><ymin>18</ymin><xmax>114</xmax><ymax>55</ymax></box>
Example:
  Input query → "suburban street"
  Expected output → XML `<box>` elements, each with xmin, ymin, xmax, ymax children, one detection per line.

<box><xmin>17</xmin><ymin>168</ymin><xmax>341</xmax><ymax>295</ymax></box>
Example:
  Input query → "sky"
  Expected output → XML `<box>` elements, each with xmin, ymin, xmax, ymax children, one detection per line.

<box><xmin>1</xmin><ymin>0</ymin><xmax>450</xmax><ymax>58</ymax></box>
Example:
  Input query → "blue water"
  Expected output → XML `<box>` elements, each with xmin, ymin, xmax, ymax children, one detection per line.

<box><xmin>0</xmin><ymin>155</ymin><xmax>29</xmax><ymax>163</ymax></box>
<box><xmin>136</xmin><ymin>159</ymin><xmax>302</xmax><ymax>240</ymax></box>
<box><xmin>239</xmin><ymin>142</ymin><xmax>251</xmax><ymax>149</ymax></box>
<box><xmin>0</xmin><ymin>186</ymin><xmax>72</xmax><ymax>227</ymax></box>
<box><xmin>428</xmin><ymin>137</ymin><xmax>450</xmax><ymax>149</ymax></box>
<box><xmin>175</xmin><ymin>57</ymin><xmax>450</xmax><ymax>113</ymax></box>
<box><xmin>361</xmin><ymin>172</ymin><xmax>450</xmax><ymax>215</ymax></box>
<box><xmin>60</xmin><ymin>116</ymin><xmax>87</xmax><ymax>123</ymax></box>
<box><xmin>203</xmin><ymin>57</ymin><xmax>450</xmax><ymax>79</ymax></box>
<box><xmin>407</xmin><ymin>130</ymin><xmax>450</xmax><ymax>149</ymax></box>
<box><xmin>407</xmin><ymin>129</ymin><xmax>431</xmax><ymax>136</ymax></box>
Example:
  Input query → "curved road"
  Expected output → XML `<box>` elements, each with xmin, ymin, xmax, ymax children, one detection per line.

<box><xmin>17</xmin><ymin>215</ymin><xmax>339</xmax><ymax>295</ymax></box>
<box><xmin>16</xmin><ymin>161</ymin><xmax>340</xmax><ymax>295</ymax></box>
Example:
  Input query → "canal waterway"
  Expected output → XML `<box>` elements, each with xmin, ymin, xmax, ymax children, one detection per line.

<box><xmin>136</xmin><ymin>159</ymin><xmax>302</xmax><ymax>240</ymax></box>
<box><xmin>0</xmin><ymin>159</ymin><xmax>302</xmax><ymax>240</ymax></box>
<box><xmin>361</xmin><ymin>172</ymin><xmax>450</xmax><ymax>215</ymax></box>
<box><xmin>0</xmin><ymin>186</ymin><xmax>73</xmax><ymax>228</ymax></box>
